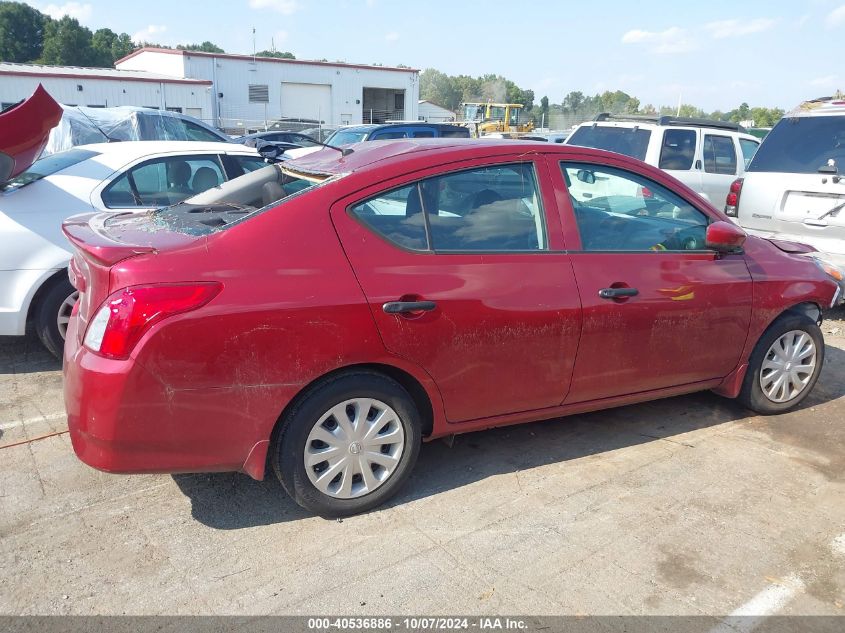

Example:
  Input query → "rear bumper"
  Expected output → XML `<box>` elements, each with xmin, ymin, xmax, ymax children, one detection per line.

<box><xmin>63</xmin><ymin>316</ymin><xmax>280</xmax><ymax>479</ymax></box>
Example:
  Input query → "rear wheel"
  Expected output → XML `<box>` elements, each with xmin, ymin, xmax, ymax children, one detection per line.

<box><xmin>34</xmin><ymin>275</ymin><xmax>78</xmax><ymax>359</ymax></box>
<box><xmin>738</xmin><ymin>312</ymin><xmax>824</xmax><ymax>414</ymax></box>
<box><xmin>272</xmin><ymin>371</ymin><xmax>421</xmax><ymax>517</ymax></box>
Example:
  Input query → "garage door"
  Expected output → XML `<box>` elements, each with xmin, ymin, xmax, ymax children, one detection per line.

<box><xmin>280</xmin><ymin>82</ymin><xmax>332</xmax><ymax>122</ymax></box>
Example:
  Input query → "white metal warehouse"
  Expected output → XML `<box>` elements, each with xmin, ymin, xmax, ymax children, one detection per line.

<box><xmin>116</xmin><ymin>48</ymin><xmax>420</xmax><ymax>132</ymax></box>
<box><xmin>0</xmin><ymin>62</ymin><xmax>213</xmax><ymax>119</ymax></box>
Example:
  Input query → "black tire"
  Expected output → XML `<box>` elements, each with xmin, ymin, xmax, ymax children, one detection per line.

<box><xmin>737</xmin><ymin>312</ymin><xmax>825</xmax><ymax>414</ymax></box>
<box><xmin>272</xmin><ymin>371</ymin><xmax>422</xmax><ymax>517</ymax></box>
<box><xmin>34</xmin><ymin>274</ymin><xmax>77</xmax><ymax>359</ymax></box>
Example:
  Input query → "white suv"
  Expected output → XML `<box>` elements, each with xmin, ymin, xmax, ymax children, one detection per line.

<box><xmin>566</xmin><ymin>114</ymin><xmax>760</xmax><ymax>204</ymax></box>
<box><xmin>725</xmin><ymin>96</ymin><xmax>845</xmax><ymax>270</ymax></box>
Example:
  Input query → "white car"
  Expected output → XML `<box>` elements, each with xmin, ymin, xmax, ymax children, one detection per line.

<box><xmin>726</xmin><ymin>95</ymin><xmax>845</xmax><ymax>271</ymax></box>
<box><xmin>565</xmin><ymin>114</ymin><xmax>760</xmax><ymax>204</ymax></box>
<box><xmin>0</xmin><ymin>141</ymin><xmax>268</xmax><ymax>356</ymax></box>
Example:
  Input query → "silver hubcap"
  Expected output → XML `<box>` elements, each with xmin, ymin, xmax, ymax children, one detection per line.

<box><xmin>57</xmin><ymin>291</ymin><xmax>79</xmax><ymax>340</ymax></box>
<box><xmin>304</xmin><ymin>398</ymin><xmax>405</xmax><ymax>499</ymax></box>
<box><xmin>760</xmin><ymin>330</ymin><xmax>817</xmax><ymax>403</ymax></box>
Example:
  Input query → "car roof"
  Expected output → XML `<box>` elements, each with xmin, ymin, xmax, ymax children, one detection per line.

<box><xmin>790</xmin><ymin>95</ymin><xmax>845</xmax><ymax>117</ymax></box>
<box><xmin>66</xmin><ymin>140</ymin><xmax>254</xmax><ymax>165</ymax></box>
<box><xmin>286</xmin><ymin>137</ymin><xmax>605</xmax><ymax>177</ymax></box>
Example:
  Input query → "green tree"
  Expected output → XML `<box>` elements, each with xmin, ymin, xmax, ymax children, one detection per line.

<box><xmin>420</xmin><ymin>68</ymin><xmax>462</xmax><ymax>110</ymax></box>
<box><xmin>177</xmin><ymin>41</ymin><xmax>225</xmax><ymax>53</ymax></box>
<box><xmin>0</xmin><ymin>1</ymin><xmax>48</xmax><ymax>62</ymax></box>
<box><xmin>256</xmin><ymin>50</ymin><xmax>296</xmax><ymax>59</ymax></box>
<box><xmin>40</xmin><ymin>16</ymin><xmax>93</xmax><ymax>66</ymax></box>
<box><xmin>562</xmin><ymin>91</ymin><xmax>585</xmax><ymax>114</ymax></box>
<box><xmin>90</xmin><ymin>28</ymin><xmax>134</xmax><ymax>67</ymax></box>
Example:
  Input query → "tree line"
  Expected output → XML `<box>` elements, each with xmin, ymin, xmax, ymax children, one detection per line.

<box><xmin>0</xmin><ymin>1</ymin><xmax>295</xmax><ymax>68</ymax></box>
<box><xmin>421</xmin><ymin>67</ymin><xmax>785</xmax><ymax>128</ymax></box>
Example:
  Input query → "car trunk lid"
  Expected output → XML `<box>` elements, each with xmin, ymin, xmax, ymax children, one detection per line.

<box><xmin>63</xmin><ymin>211</ymin><xmax>204</xmax><ymax>343</ymax></box>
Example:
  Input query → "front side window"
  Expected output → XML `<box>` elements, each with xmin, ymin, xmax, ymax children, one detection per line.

<box><xmin>703</xmin><ymin>134</ymin><xmax>738</xmax><ymax>175</ymax></box>
<box><xmin>326</xmin><ymin>130</ymin><xmax>369</xmax><ymax>147</ymax></box>
<box><xmin>562</xmin><ymin>162</ymin><xmax>709</xmax><ymax>252</ymax></box>
<box><xmin>658</xmin><ymin>129</ymin><xmax>696</xmax><ymax>170</ymax></box>
<box><xmin>371</xmin><ymin>130</ymin><xmax>407</xmax><ymax>140</ymax></box>
<box><xmin>349</xmin><ymin>163</ymin><xmax>547</xmax><ymax>252</ymax></box>
<box><xmin>102</xmin><ymin>155</ymin><xmax>225</xmax><ymax>208</ymax></box>
<box><xmin>567</xmin><ymin>125</ymin><xmax>652</xmax><ymax>161</ymax></box>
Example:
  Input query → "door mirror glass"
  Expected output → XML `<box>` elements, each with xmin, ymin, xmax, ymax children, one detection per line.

<box><xmin>705</xmin><ymin>221</ymin><xmax>746</xmax><ymax>252</ymax></box>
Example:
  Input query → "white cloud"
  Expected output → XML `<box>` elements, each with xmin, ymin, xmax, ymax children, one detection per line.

<box><xmin>365</xmin><ymin>0</ymin><xmax>376</xmax><ymax>7</ymax></box>
<box><xmin>704</xmin><ymin>18</ymin><xmax>776</xmax><ymax>39</ymax></box>
<box><xmin>827</xmin><ymin>4</ymin><xmax>845</xmax><ymax>27</ymax></box>
<box><xmin>41</xmin><ymin>2</ymin><xmax>92</xmax><ymax>23</ymax></box>
<box><xmin>809</xmin><ymin>75</ymin><xmax>838</xmax><ymax>87</ymax></box>
<box><xmin>621</xmin><ymin>27</ymin><xmax>697</xmax><ymax>54</ymax></box>
<box><xmin>248</xmin><ymin>0</ymin><xmax>300</xmax><ymax>14</ymax></box>
<box><xmin>797</xmin><ymin>14</ymin><xmax>811</xmax><ymax>27</ymax></box>
<box><xmin>132</xmin><ymin>24</ymin><xmax>167</xmax><ymax>44</ymax></box>
<box><xmin>385</xmin><ymin>31</ymin><xmax>399</xmax><ymax>42</ymax></box>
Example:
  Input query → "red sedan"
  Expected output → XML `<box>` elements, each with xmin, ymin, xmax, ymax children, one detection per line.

<box><xmin>62</xmin><ymin>139</ymin><xmax>842</xmax><ymax>516</ymax></box>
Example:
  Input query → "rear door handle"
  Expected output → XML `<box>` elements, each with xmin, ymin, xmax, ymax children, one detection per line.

<box><xmin>599</xmin><ymin>287</ymin><xmax>639</xmax><ymax>300</ymax></box>
<box><xmin>382</xmin><ymin>300</ymin><xmax>437</xmax><ymax>314</ymax></box>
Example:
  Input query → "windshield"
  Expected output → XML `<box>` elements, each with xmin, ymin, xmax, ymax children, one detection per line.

<box><xmin>149</xmin><ymin>164</ymin><xmax>331</xmax><ymax>235</ymax></box>
<box><xmin>747</xmin><ymin>115</ymin><xmax>845</xmax><ymax>174</ymax></box>
<box><xmin>326</xmin><ymin>130</ymin><xmax>369</xmax><ymax>147</ymax></box>
<box><xmin>1</xmin><ymin>148</ymin><xmax>99</xmax><ymax>191</ymax></box>
<box><xmin>567</xmin><ymin>125</ymin><xmax>652</xmax><ymax>161</ymax></box>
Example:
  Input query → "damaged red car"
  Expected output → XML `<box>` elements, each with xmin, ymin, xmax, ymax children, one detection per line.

<box><xmin>63</xmin><ymin>139</ymin><xmax>842</xmax><ymax>516</ymax></box>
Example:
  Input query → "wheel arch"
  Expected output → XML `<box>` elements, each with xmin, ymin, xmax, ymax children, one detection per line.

<box><xmin>266</xmin><ymin>362</ymin><xmax>436</xmax><ymax>473</ymax></box>
<box><xmin>25</xmin><ymin>267</ymin><xmax>70</xmax><ymax>326</ymax></box>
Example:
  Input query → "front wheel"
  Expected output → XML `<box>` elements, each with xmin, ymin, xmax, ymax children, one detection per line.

<box><xmin>272</xmin><ymin>371</ymin><xmax>422</xmax><ymax>517</ymax></box>
<box><xmin>738</xmin><ymin>312</ymin><xmax>824</xmax><ymax>414</ymax></box>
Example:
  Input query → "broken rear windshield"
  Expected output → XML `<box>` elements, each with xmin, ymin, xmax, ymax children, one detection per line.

<box><xmin>1</xmin><ymin>148</ymin><xmax>99</xmax><ymax>190</ymax></box>
<box><xmin>148</xmin><ymin>163</ymin><xmax>331</xmax><ymax>235</ymax></box>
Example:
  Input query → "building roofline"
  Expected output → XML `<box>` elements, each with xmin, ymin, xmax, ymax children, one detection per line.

<box><xmin>0</xmin><ymin>64</ymin><xmax>212</xmax><ymax>85</ymax></box>
<box><xmin>115</xmin><ymin>47</ymin><xmax>420</xmax><ymax>74</ymax></box>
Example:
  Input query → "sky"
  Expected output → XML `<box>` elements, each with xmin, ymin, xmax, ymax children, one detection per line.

<box><xmin>24</xmin><ymin>0</ymin><xmax>845</xmax><ymax>112</ymax></box>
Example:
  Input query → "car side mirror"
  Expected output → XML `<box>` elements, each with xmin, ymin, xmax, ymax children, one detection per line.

<box><xmin>705</xmin><ymin>220</ymin><xmax>746</xmax><ymax>253</ymax></box>
<box><xmin>576</xmin><ymin>169</ymin><xmax>595</xmax><ymax>184</ymax></box>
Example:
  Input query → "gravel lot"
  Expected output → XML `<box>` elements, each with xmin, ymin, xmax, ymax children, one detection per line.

<box><xmin>1</xmin><ymin>308</ymin><xmax>844</xmax><ymax>616</ymax></box>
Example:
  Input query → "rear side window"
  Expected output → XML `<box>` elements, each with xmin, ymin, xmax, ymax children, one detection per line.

<box><xmin>1</xmin><ymin>148</ymin><xmax>100</xmax><ymax>190</ymax></box>
<box><xmin>567</xmin><ymin>125</ymin><xmax>651</xmax><ymax>161</ymax></box>
<box><xmin>658</xmin><ymin>129</ymin><xmax>696</xmax><ymax>170</ymax></box>
<box><xmin>703</xmin><ymin>135</ymin><xmax>737</xmax><ymax>175</ymax></box>
<box><xmin>739</xmin><ymin>138</ymin><xmax>760</xmax><ymax>169</ymax></box>
<box><xmin>102</xmin><ymin>155</ymin><xmax>225</xmax><ymax>208</ymax></box>
<box><xmin>412</xmin><ymin>130</ymin><xmax>435</xmax><ymax>138</ymax></box>
<box><xmin>748</xmin><ymin>116</ymin><xmax>845</xmax><ymax>174</ymax></box>
<box><xmin>349</xmin><ymin>163</ymin><xmax>546</xmax><ymax>252</ymax></box>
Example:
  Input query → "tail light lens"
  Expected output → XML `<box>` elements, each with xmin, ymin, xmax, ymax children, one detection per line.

<box><xmin>725</xmin><ymin>178</ymin><xmax>743</xmax><ymax>217</ymax></box>
<box><xmin>83</xmin><ymin>283</ymin><xmax>222</xmax><ymax>359</ymax></box>
<box><xmin>640</xmin><ymin>186</ymin><xmax>653</xmax><ymax>199</ymax></box>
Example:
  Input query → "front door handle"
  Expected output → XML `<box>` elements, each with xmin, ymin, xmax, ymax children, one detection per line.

<box><xmin>383</xmin><ymin>300</ymin><xmax>437</xmax><ymax>314</ymax></box>
<box><xmin>598</xmin><ymin>287</ymin><xmax>639</xmax><ymax>300</ymax></box>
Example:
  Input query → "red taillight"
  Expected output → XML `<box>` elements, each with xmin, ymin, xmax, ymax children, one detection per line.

<box><xmin>725</xmin><ymin>178</ymin><xmax>743</xmax><ymax>217</ymax></box>
<box><xmin>640</xmin><ymin>186</ymin><xmax>653</xmax><ymax>199</ymax></box>
<box><xmin>84</xmin><ymin>283</ymin><xmax>222</xmax><ymax>360</ymax></box>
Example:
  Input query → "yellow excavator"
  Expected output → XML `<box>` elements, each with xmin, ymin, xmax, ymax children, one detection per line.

<box><xmin>461</xmin><ymin>102</ymin><xmax>535</xmax><ymax>136</ymax></box>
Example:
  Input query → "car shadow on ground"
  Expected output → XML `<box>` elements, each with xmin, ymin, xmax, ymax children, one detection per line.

<box><xmin>174</xmin><ymin>344</ymin><xmax>845</xmax><ymax>530</ymax></box>
<box><xmin>0</xmin><ymin>334</ymin><xmax>61</xmax><ymax>375</ymax></box>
